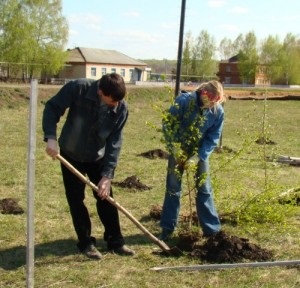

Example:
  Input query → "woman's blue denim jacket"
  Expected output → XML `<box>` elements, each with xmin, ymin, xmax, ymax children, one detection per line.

<box><xmin>42</xmin><ymin>78</ymin><xmax>128</xmax><ymax>178</ymax></box>
<box><xmin>163</xmin><ymin>91</ymin><xmax>224</xmax><ymax>161</ymax></box>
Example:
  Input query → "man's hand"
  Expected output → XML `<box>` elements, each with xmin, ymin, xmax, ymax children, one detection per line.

<box><xmin>46</xmin><ymin>139</ymin><xmax>58</xmax><ymax>159</ymax></box>
<box><xmin>97</xmin><ymin>176</ymin><xmax>111</xmax><ymax>200</ymax></box>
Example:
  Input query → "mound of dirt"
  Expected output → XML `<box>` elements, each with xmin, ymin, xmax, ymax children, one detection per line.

<box><xmin>149</xmin><ymin>206</ymin><xmax>274</xmax><ymax>263</ymax></box>
<box><xmin>149</xmin><ymin>204</ymin><xmax>162</xmax><ymax>220</ymax></box>
<box><xmin>113</xmin><ymin>175</ymin><xmax>151</xmax><ymax>190</ymax></box>
<box><xmin>191</xmin><ymin>231</ymin><xmax>273</xmax><ymax>263</ymax></box>
<box><xmin>0</xmin><ymin>198</ymin><xmax>24</xmax><ymax>214</ymax></box>
<box><xmin>138</xmin><ymin>149</ymin><xmax>169</xmax><ymax>159</ymax></box>
<box><xmin>214</xmin><ymin>145</ymin><xmax>236</xmax><ymax>154</ymax></box>
<box><xmin>255</xmin><ymin>136</ymin><xmax>277</xmax><ymax>145</ymax></box>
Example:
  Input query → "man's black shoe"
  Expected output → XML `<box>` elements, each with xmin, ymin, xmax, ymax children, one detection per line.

<box><xmin>110</xmin><ymin>245</ymin><xmax>135</xmax><ymax>256</ymax></box>
<box><xmin>82</xmin><ymin>244</ymin><xmax>102</xmax><ymax>260</ymax></box>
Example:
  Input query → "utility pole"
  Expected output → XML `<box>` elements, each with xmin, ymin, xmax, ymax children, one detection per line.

<box><xmin>174</xmin><ymin>0</ymin><xmax>186</xmax><ymax>97</ymax></box>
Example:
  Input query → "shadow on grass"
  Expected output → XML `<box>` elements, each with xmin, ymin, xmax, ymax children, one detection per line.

<box><xmin>0</xmin><ymin>233</ymin><xmax>161</xmax><ymax>270</ymax></box>
<box><xmin>0</xmin><ymin>238</ymin><xmax>78</xmax><ymax>270</ymax></box>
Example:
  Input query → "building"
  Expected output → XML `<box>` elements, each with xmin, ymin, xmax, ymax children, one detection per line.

<box><xmin>59</xmin><ymin>47</ymin><xmax>150</xmax><ymax>83</ymax></box>
<box><xmin>217</xmin><ymin>55</ymin><xmax>241</xmax><ymax>85</ymax></box>
<box><xmin>217</xmin><ymin>55</ymin><xmax>270</xmax><ymax>86</ymax></box>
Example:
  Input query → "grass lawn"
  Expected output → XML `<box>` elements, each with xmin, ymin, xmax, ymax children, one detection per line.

<box><xmin>0</xmin><ymin>85</ymin><xmax>299</xmax><ymax>287</ymax></box>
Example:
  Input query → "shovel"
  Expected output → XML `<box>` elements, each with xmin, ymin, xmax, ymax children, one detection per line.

<box><xmin>56</xmin><ymin>154</ymin><xmax>182</xmax><ymax>256</ymax></box>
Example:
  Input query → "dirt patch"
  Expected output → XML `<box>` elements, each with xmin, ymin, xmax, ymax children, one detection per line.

<box><xmin>214</xmin><ymin>145</ymin><xmax>236</xmax><ymax>154</ymax></box>
<box><xmin>191</xmin><ymin>231</ymin><xmax>273</xmax><ymax>263</ymax></box>
<box><xmin>113</xmin><ymin>175</ymin><xmax>151</xmax><ymax>190</ymax></box>
<box><xmin>138</xmin><ymin>149</ymin><xmax>169</xmax><ymax>159</ymax></box>
<box><xmin>149</xmin><ymin>204</ymin><xmax>162</xmax><ymax>220</ymax></box>
<box><xmin>0</xmin><ymin>198</ymin><xmax>24</xmax><ymax>214</ymax></box>
<box><xmin>255</xmin><ymin>136</ymin><xmax>277</xmax><ymax>145</ymax></box>
<box><xmin>149</xmin><ymin>205</ymin><xmax>273</xmax><ymax>263</ymax></box>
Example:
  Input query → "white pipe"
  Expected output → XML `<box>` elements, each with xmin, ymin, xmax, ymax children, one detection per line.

<box><xmin>26</xmin><ymin>79</ymin><xmax>38</xmax><ymax>288</ymax></box>
<box><xmin>151</xmin><ymin>260</ymin><xmax>300</xmax><ymax>271</ymax></box>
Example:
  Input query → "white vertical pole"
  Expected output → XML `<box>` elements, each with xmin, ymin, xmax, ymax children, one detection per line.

<box><xmin>26</xmin><ymin>79</ymin><xmax>38</xmax><ymax>288</ymax></box>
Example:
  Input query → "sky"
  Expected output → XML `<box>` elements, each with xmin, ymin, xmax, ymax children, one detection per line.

<box><xmin>62</xmin><ymin>0</ymin><xmax>300</xmax><ymax>60</ymax></box>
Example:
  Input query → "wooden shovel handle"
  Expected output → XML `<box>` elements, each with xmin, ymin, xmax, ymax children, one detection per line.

<box><xmin>56</xmin><ymin>154</ymin><xmax>171</xmax><ymax>252</ymax></box>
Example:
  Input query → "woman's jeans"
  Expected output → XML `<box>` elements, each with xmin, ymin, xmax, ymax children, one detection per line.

<box><xmin>160</xmin><ymin>156</ymin><xmax>221</xmax><ymax>235</ymax></box>
<box><xmin>60</xmin><ymin>151</ymin><xmax>125</xmax><ymax>251</ymax></box>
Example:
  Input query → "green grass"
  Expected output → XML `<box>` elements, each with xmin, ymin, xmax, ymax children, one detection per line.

<box><xmin>0</xmin><ymin>86</ymin><xmax>299</xmax><ymax>287</ymax></box>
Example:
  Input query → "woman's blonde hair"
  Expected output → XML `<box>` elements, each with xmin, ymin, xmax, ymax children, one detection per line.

<box><xmin>196</xmin><ymin>80</ymin><xmax>226</xmax><ymax>104</ymax></box>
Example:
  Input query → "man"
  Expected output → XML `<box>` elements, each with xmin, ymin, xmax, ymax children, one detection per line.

<box><xmin>159</xmin><ymin>80</ymin><xmax>226</xmax><ymax>241</ymax></box>
<box><xmin>43</xmin><ymin>73</ymin><xmax>135</xmax><ymax>260</ymax></box>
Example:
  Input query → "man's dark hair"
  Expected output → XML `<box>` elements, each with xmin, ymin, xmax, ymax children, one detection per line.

<box><xmin>98</xmin><ymin>73</ymin><xmax>126</xmax><ymax>101</ymax></box>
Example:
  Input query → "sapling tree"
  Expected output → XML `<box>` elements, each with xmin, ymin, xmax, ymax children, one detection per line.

<box><xmin>160</xmin><ymin>95</ymin><xmax>207</xmax><ymax>234</ymax></box>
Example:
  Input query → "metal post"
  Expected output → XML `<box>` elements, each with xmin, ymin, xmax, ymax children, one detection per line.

<box><xmin>151</xmin><ymin>260</ymin><xmax>300</xmax><ymax>272</ymax></box>
<box><xmin>174</xmin><ymin>0</ymin><xmax>186</xmax><ymax>97</ymax></box>
<box><xmin>26</xmin><ymin>79</ymin><xmax>38</xmax><ymax>288</ymax></box>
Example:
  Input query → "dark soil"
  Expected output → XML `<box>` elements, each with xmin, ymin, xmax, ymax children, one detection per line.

<box><xmin>0</xmin><ymin>198</ymin><xmax>24</xmax><ymax>214</ymax></box>
<box><xmin>214</xmin><ymin>145</ymin><xmax>236</xmax><ymax>154</ymax></box>
<box><xmin>149</xmin><ymin>205</ymin><xmax>273</xmax><ymax>263</ymax></box>
<box><xmin>113</xmin><ymin>149</ymin><xmax>168</xmax><ymax>191</ymax></box>
<box><xmin>191</xmin><ymin>231</ymin><xmax>274</xmax><ymax>263</ymax></box>
<box><xmin>255</xmin><ymin>136</ymin><xmax>277</xmax><ymax>145</ymax></box>
<box><xmin>113</xmin><ymin>175</ymin><xmax>151</xmax><ymax>190</ymax></box>
<box><xmin>138</xmin><ymin>149</ymin><xmax>169</xmax><ymax>159</ymax></box>
<box><xmin>149</xmin><ymin>204</ymin><xmax>162</xmax><ymax>220</ymax></box>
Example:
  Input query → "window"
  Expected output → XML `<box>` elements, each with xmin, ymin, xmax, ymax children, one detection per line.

<box><xmin>129</xmin><ymin>69</ymin><xmax>133</xmax><ymax>80</ymax></box>
<box><xmin>91</xmin><ymin>67</ymin><xmax>96</xmax><ymax>77</ymax></box>
<box><xmin>120</xmin><ymin>68</ymin><xmax>125</xmax><ymax>77</ymax></box>
<box><xmin>225</xmin><ymin>77</ymin><xmax>231</xmax><ymax>84</ymax></box>
<box><xmin>101</xmin><ymin>68</ymin><xmax>106</xmax><ymax>76</ymax></box>
<box><xmin>225</xmin><ymin>66</ymin><xmax>231</xmax><ymax>72</ymax></box>
<box><xmin>111</xmin><ymin>68</ymin><xmax>116</xmax><ymax>73</ymax></box>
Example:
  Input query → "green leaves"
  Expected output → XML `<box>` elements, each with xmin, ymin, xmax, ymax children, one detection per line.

<box><xmin>0</xmin><ymin>0</ymin><xmax>68</xmax><ymax>79</ymax></box>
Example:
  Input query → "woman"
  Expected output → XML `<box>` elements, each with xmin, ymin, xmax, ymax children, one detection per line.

<box><xmin>159</xmin><ymin>80</ymin><xmax>226</xmax><ymax>240</ymax></box>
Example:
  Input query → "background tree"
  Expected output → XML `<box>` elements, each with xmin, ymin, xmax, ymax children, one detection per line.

<box><xmin>218</xmin><ymin>37</ymin><xmax>234</xmax><ymax>60</ymax></box>
<box><xmin>232</xmin><ymin>34</ymin><xmax>244</xmax><ymax>55</ymax></box>
<box><xmin>238</xmin><ymin>31</ymin><xmax>259</xmax><ymax>84</ymax></box>
<box><xmin>0</xmin><ymin>0</ymin><xmax>31</xmax><ymax>78</ymax></box>
<box><xmin>182</xmin><ymin>31</ymin><xmax>192</xmax><ymax>81</ymax></box>
<box><xmin>278</xmin><ymin>33</ymin><xmax>300</xmax><ymax>85</ymax></box>
<box><xmin>141</xmin><ymin>30</ymin><xmax>300</xmax><ymax>85</ymax></box>
<box><xmin>190</xmin><ymin>30</ymin><xmax>217</xmax><ymax>81</ymax></box>
<box><xmin>0</xmin><ymin>0</ymin><xmax>68</xmax><ymax>81</ymax></box>
<box><xmin>259</xmin><ymin>35</ymin><xmax>282</xmax><ymax>84</ymax></box>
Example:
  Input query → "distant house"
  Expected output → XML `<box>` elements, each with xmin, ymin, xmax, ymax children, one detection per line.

<box><xmin>217</xmin><ymin>55</ymin><xmax>270</xmax><ymax>86</ymax></box>
<box><xmin>217</xmin><ymin>55</ymin><xmax>241</xmax><ymax>85</ymax></box>
<box><xmin>58</xmin><ymin>47</ymin><xmax>150</xmax><ymax>83</ymax></box>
